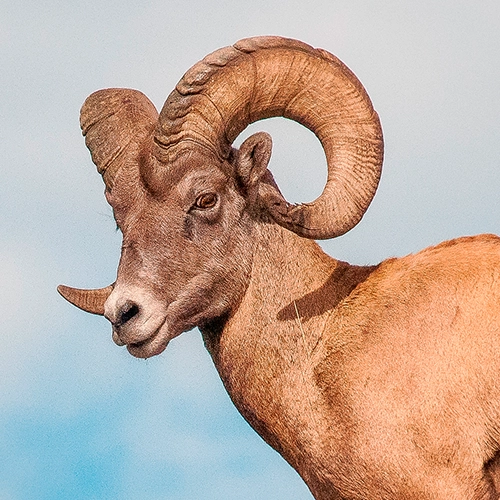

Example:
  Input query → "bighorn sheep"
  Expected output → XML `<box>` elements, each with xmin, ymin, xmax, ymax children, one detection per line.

<box><xmin>58</xmin><ymin>36</ymin><xmax>500</xmax><ymax>499</ymax></box>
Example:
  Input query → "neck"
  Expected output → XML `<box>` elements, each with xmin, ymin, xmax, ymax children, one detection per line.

<box><xmin>201</xmin><ymin>221</ymin><xmax>374</xmax><ymax>491</ymax></box>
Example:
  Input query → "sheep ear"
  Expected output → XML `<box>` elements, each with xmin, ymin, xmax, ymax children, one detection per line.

<box><xmin>234</xmin><ymin>132</ymin><xmax>272</xmax><ymax>189</ymax></box>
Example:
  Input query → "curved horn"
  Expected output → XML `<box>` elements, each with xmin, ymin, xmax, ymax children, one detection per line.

<box><xmin>80</xmin><ymin>88</ymin><xmax>159</xmax><ymax>190</ymax></box>
<box><xmin>155</xmin><ymin>36</ymin><xmax>383</xmax><ymax>239</ymax></box>
<box><xmin>57</xmin><ymin>284</ymin><xmax>114</xmax><ymax>315</ymax></box>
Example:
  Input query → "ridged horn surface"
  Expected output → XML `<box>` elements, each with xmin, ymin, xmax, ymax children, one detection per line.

<box><xmin>155</xmin><ymin>36</ymin><xmax>383</xmax><ymax>239</ymax></box>
<box><xmin>80</xmin><ymin>88</ymin><xmax>158</xmax><ymax>190</ymax></box>
<box><xmin>57</xmin><ymin>284</ymin><xmax>114</xmax><ymax>315</ymax></box>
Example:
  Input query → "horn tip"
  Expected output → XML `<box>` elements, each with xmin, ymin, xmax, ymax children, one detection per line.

<box><xmin>57</xmin><ymin>283</ymin><xmax>113</xmax><ymax>315</ymax></box>
<box><xmin>57</xmin><ymin>284</ymin><xmax>72</xmax><ymax>298</ymax></box>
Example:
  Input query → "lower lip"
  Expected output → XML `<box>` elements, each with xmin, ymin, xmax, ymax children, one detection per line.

<box><xmin>123</xmin><ymin>315</ymin><xmax>170</xmax><ymax>359</ymax></box>
<box><xmin>126</xmin><ymin>333</ymin><xmax>168</xmax><ymax>359</ymax></box>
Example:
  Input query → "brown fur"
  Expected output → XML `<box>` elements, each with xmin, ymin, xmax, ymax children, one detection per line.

<box><xmin>204</xmin><ymin>228</ymin><xmax>500</xmax><ymax>499</ymax></box>
<box><xmin>58</xmin><ymin>37</ymin><xmax>500</xmax><ymax>499</ymax></box>
<box><xmin>63</xmin><ymin>137</ymin><xmax>500</xmax><ymax>499</ymax></box>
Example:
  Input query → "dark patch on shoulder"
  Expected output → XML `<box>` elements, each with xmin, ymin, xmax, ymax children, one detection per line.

<box><xmin>277</xmin><ymin>263</ymin><xmax>379</xmax><ymax>321</ymax></box>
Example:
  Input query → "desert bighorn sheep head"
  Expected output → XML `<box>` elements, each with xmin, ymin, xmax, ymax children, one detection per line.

<box><xmin>58</xmin><ymin>37</ymin><xmax>500</xmax><ymax>499</ymax></box>
<box><xmin>58</xmin><ymin>36</ymin><xmax>383</xmax><ymax>358</ymax></box>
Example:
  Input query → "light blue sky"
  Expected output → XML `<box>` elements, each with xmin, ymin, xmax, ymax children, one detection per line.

<box><xmin>1</xmin><ymin>1</ymin><xmax>499</xmax><ymax>499</ymax></box>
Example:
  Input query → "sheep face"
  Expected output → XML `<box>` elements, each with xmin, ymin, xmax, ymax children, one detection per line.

<box><xmin>104</xmin><ymin>136</ymin><xmax>270</xmax><ymax>358</ymax></box>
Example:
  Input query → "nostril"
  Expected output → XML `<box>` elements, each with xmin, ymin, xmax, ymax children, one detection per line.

<box><xmin>116</xmin><ymin>301</ymin><xmax>140</xmax><ymax>327</ymax></box>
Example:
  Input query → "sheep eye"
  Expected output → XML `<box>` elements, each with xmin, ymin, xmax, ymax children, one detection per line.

<box><xmin>194</xmin><ymin>193</ymin><xmax>218</xmax><ymax>209</ymax></box>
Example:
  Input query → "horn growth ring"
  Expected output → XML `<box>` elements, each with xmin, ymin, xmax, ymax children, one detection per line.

<box><xmin>156</xmin><ymin>36</ymin><xmax>383</xmax><ymax>239</ymax></box>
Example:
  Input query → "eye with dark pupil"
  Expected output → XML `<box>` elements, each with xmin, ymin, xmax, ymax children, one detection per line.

<box><xmin>195</xmin><ymin>193</ymin><xmax>217</xmax><ymax>209</ymax></box>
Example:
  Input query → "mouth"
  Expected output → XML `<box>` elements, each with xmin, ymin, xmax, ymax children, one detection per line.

<box><xmin>126</xmin><ymin>330</ymin><xmax>168</xmax><ymax>358</ymax></box>
<box><xmin>108</xmin><ymin>294</ymin><xmax>194</xmax><ymax>359</ymax></box>
<box><xmin>119</xmin><ymin>317</ymin><xmax>171</xmax><ymax>359</ymax></box>
<box><xmin>127</xmin><ymin>337</ymin><xmax>166</xmax><ymax>358</ymax></box>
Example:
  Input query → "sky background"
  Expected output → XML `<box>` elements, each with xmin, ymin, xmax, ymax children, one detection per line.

<box><xmin>1</xmin><ymin>1</ymin><xmax>499</xmax><ymax>499</ymax></box>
